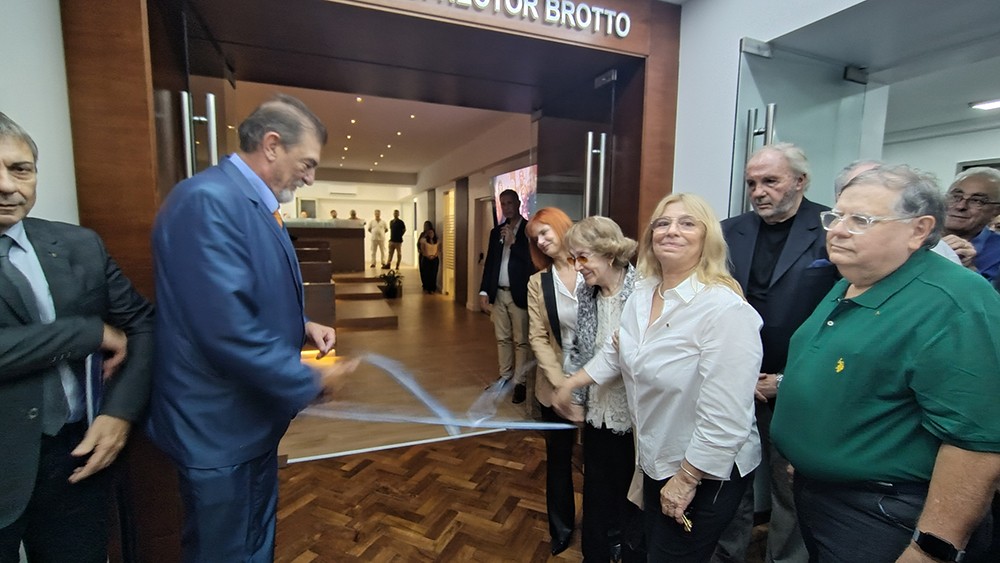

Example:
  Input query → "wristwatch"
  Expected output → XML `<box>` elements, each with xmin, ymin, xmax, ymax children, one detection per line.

<box><xmin>911</xmin><ymin>529</ymin><xmax>965</xmax><ymax>562</ymax></box>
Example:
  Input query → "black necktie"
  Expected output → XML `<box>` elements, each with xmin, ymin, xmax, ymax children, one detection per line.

<box><xmin>0</xmin><ymin>235</ymin><xmax>67</xmax><ymax>434</ymax></box>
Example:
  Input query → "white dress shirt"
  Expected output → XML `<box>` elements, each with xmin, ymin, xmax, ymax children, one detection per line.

<box><xmin>585</xmin><ymin>274</ymin><xmax>763</xmax><ymax>481</ymax></box>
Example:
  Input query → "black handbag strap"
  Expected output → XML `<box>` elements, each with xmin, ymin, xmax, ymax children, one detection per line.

<box><xmin>540</xmin><ymin>270</ymin><xmax>562</xmax><ymax>347</ymax></box>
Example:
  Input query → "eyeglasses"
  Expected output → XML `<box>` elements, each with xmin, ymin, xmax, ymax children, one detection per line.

<box><xmin>567</xmin><ymin>254</ymin><xmax>592</xmax><ymax>266</ymax></box>
<box><xmin>650</xmin><ymin>216</ymin><xmax>701</xmax><ymax>233</ymax></box>
<box><xmin>820</xmin><ymin>210</ymin><xmax>913</xmax><ymax>234</ymax></box>
<box><xmin>945</xmin><ymin>191</ymin><xmax>1000</xmax><ymax>209</ymax></box>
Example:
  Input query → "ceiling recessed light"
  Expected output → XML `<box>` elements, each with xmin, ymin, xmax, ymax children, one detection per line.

<box><xmin>356</xmin><ymin>97</ymin><xmax>363</xmax><ymax>102</ymax></box>
<box><xmin>374</xmin><ymin>162</ymin><xmax>379</xmax><ymax>166</ymax></box>
<box><xmin>386</xmin><ymin>144</ymin><xmax>392</xmax><ymax>148</ymax></box>
<box><xmin>369</xmin><ymin>168</ymin><xmax>373</xmax><ymax>172</ymax></box>
<box><xmin>396</xmin><ymin>131</ymin><xmax>402</xmax><ymax>136</ymax></box>
<box><xmin>410</xmin><ymin>114</ymin><xmax>415</xmax><ymax>119</ymax></box>
<box><xmin>346</xmin><ymin>135</ymin><xmax>351</xmax><ymax>139</ymax></box>
<box><xmin>379</xmin><ymin>154</ymin><xmax>384</xmax><ymax>158</ymax></box>
<box><xmin>970</xmin><ymin>99</ymin><xmax>1000</xmax><ymax>111</ymax></box>
<box><xmin>343</xmin><ymin>147</ymin><xmax>349</xmax><ymax>151</ymax></box>
<box><xmin>341</xmin><ymin>156</ymin><xmax>346</xmax><ymax>160</ymax></box>
<box><xmin>350</xmin><ymin>119</ymin><xmax>356</xmax><ymax>124</ymax></box>
<box><xmin>339</xmin><ymin>163</ymin><xmax>343</xmax><ymax>167</ymax></box>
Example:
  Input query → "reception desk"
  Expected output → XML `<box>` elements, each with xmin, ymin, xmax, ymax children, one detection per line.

<box><xmin>287</xmin><ymin>220</ymin><xmax>365</xmax><ymax>273</ymax></box>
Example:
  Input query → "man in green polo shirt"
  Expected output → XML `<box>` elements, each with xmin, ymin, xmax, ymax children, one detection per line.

<box><xmin>771</xmin><ymin>165</ymin><xmax>1000</xmax><ymax>563</ymax></box>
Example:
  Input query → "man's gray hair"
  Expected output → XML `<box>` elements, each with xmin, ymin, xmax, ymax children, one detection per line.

<box><xmin>843</xmin><ymin>164</ymin><xmax>944</xmax><ymax>249</ymax></box>
<box><xmin>238</xmin><ymin>94</ymin><xmax>328</xmax><ymax>153</ymax></box>
<box><xmin>0</xmin><ymin>112</ymin><xmax>39</xmax><ymax>164</ymax></box>
<box><xmin>834</xmin><ymin>159</ymin><xmax>883</xmax><ymax>198</ymax></box>
<box><xmin>748</xmin><ymin>142</ymin><xmax>811</xmax><ymax>191</ymax></box>
<box><xmin>949</xmin><ymin>166</ymin><xmax>1000</xmax><ymax>196</ymax></box>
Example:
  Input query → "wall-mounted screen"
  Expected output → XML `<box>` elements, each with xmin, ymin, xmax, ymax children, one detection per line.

<box><xmin>492</xmin><ymin>164</ymin><xmax>537</xmax><ymax>225</ymax></box>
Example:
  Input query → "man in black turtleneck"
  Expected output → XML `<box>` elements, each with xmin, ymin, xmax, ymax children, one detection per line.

<box><xmin>714</xmin><ymin>143</ymin><xmax>839</xmax><ymax>563</ymax></box>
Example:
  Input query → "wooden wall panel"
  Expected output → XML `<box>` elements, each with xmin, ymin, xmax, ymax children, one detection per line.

<box><xmin>60</xmin><ymin>0</ymin><xmax>160</xmax><ymax>298</ymax></box>
<box><xmin>637</xmin><ymin>2</ymin><xmax>682</xmax><ymax>226</ymax></box>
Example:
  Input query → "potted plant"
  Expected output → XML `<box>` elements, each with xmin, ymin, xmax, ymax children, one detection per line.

<box><xmin>378</xmin><ymin>269</ymin><xmax>403</xmax><ymax>298</ymax></box>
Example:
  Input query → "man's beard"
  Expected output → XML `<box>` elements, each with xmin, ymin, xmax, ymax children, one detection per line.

<box><xmin>276</xmin><ymin>188</ymin><xmax>296</xmax><ymax>204</ymax></box>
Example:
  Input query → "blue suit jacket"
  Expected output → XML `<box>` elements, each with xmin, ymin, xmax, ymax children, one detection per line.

<box><xmin>147</xmin><ymin>159</ymin><xmax>320</xmax><ymax>469</ymax></box>
<box><xmin>722</xmin><ymin>198</ymin><xmax>840</xmax><ymax>374</ymax></box>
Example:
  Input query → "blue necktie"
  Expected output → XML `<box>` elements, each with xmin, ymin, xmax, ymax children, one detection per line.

<box><xmin>1</xmin><ymin>235</ymin><xmax>68</xmax><ymax>434</ymax></box>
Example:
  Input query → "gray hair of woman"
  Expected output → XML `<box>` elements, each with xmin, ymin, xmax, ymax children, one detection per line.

<box><xmin>636</xmin><ymin>192</ymin><xmax>744</xmax><ymax>297</ymax></box>
<box><xmin>841</xmin><ymin>164</ymin><xmax>945</xmax><ymax>249</ymax></box>
<box><xmin>563</xmin><ymin>216</ymin><xmax>637</xmax><ymax>268</ymax></box>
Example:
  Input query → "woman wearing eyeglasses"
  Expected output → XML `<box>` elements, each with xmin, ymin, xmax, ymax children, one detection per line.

<box><xmin>555</xmin><ymin>194</ymin><xmax>763</xmax><ymax>562</ymax></box>
<box><xmin>561</xmin><ymin>216</ymin><xmax>642</xmax><ymax>562</ymax></box>
<box><xmin>524</xmin><ymin>207</ymin><xmax>583</xmax><ymax>555</ymax></box>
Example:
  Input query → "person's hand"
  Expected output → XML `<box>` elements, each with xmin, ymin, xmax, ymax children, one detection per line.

<box><xmin>500</xmin><ymin>224</ymin><xmax>514</xmax><ymax>247</ymax></box>
<box><xmin>755</xmin><ymin>373</ymin><xmax>779</xmax><ymax>402</ymax></box>
<box><xmin>69</xmin><ymin>415</ymin><xmax>130</xmax><ymax>483</ymax></box>
<box><xmin>660</xmin><ymin>470</ymin><xmax>699</xmax><ymax>526</ymax></box>
<box><xmin>315</xmin><ymin>357</ymin><xmax>361</xmax><ymax>403</ymax></box>
<box><xmin>304</xmin><ymin>321</ymin><xmax>336</xmax><ymax>359</ymax></box>
<box><xmin>943</xmin><ymin>234</ymin><xmax>978</xmax><ymax>269</ymax></box>
<box><xmin>552</xmin><ymin>382</ymin><xmax>585</xmax><ymax>422</ymax></box>
<box><xmin>100</xmin><ymin>324</ymin><xmax>127</xmax><ymax>380</ymax></box>
<box><xmin>479</xmin><ymin>295</ymin><xmax>490</xmax><ymax>313</ymax></box>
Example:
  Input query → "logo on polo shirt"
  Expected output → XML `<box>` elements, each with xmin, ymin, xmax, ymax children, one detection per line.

<box><xmin>835</xmin><ymin>358</ymin><xmax>845</xmax><ymax>373</ymax></box>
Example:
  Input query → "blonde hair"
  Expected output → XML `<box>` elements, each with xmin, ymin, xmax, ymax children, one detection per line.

<box><xmin>636</xmin><ymin>193</ymin><xmax>744</xmax><ymax>298</ymax></box>
<box><xmin>564</xmin><ymin>216</ymin><xmax>636</xmax><ymax>269</ymax></box>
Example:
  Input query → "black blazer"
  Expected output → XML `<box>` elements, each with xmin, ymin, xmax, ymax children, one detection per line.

<box><xmin>722</xmin><ymin>198</ymin><xmax>840</xmax><ymax>373</ymax></box>
<box><xmin>0</xmin><ymin>218</ymin><xmax>154</xmax><ymax>528</ymax></box>
<box><xmin>479</xmin><ymin>217</ymin><xmax>533</xmax><ymax>309</ymax></box>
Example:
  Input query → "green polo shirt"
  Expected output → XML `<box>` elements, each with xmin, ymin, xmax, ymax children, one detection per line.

<box><xmin>772</xmin><ymin>249</ymin><xmax>1000</xmax><ymax>483</ymax></box>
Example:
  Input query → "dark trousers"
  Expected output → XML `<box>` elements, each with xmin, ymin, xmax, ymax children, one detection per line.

<box><xmin>0</xmin><ymin>422</ymin><xmax>111</xmax><ymax>563</ymax></box>
<box><xmin>541</xmin><ymin>405</ymin><xmax>576</xmax><ymax>543</ymax></box>
<box><xmin>419</xmin><ymin>256</ymin><xmax>439</xmax><ymax>292</ymax></box>
<box><xmin>582</xmin><ymin>424</ymin><xmax>642</xmax><ymax>562</ymax></box>
<box><xmin>643</xmin><ymin>466</ymin><xmax>751</xmax><ymax>563</ymax></box>
<box><xmin>177</xmin><ymin>448</ymin><xmax>279</xmax><ymax>563</ymax></box>
<box><xmin>794</xmin><ymin>476</ymin><xmax>993</xmax><ymax>563</ymax></box>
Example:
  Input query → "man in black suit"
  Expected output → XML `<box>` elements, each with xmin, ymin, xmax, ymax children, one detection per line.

<box><xmin>479</xmin><ymin>189</ymin><xmax>534</xmax><ymax>404</ymax></box>
<box><xmin>0</xmin><ymin>113</ymin><xmax>154</xmax><ymax>562</ymax></box>
<box><xmin>714</xmin><ymin>143</ymin><xmax>838</xmax><ymax>563</ymax></box>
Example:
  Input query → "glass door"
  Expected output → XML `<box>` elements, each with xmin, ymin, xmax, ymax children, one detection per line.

<box><xmin>534</xmin><ymin>69</ymin><xmax>618</xmax><ymax>221</ymax></box>
<box><xmin>730</xmin><ymin>40</ymin><xmax>872</xmax><ymax>216</ymax></box>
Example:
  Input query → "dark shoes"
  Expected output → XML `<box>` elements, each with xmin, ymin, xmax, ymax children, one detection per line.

<box><xmin>512</xmin><ymin>383</ymin><xmax>526</xmax><ymax>404</ymax></box>
<box><xmin>550</xmin><ymin>535</ymin><xmax>572</xmax><ymax>556</ymax></box>
<box><xmin>381</xmin><ymin>263</ymin><xmax>390</xmax><ymax>269</ymax></box>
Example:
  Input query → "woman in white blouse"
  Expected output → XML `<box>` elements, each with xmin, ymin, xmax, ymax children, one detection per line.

<box><xmin>563</xmin><ymin>216</ymin><xmax>641</xmax><ymax>562</ymax></box>
<box><xmin>555</xmin><ymin>194</ymin><xmax>763</xmax><ymax>562</ymax></box>
<box><xmin>525</xmin><ymin>207</ymin><xmax>582</xmax><ymax>556</ymax></box>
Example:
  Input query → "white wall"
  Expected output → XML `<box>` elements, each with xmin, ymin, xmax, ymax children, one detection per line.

<box><xmin>883</xmin><ymin>127</ymin><xmax>1000</xmax><ymax>190</ymax></box>
<box><xmin>1</xmin><ymin>0</ymin><xmax>79</xmax><ymax>224</ymax></box>
<box><xmin>673</xmin><ymin>0</ymin><xmax>866</xmax><ymax>216</ymax></box>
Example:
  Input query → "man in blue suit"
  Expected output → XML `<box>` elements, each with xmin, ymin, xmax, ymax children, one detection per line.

<box><xmin>714</xmin><ymin>143</ymin><xmax>838</xmax><ymax>563</ymax></box>
<box><xmin>148</xmin><ymin>95</ymin><xmax>357</xmax><ymax>562</ymax></box>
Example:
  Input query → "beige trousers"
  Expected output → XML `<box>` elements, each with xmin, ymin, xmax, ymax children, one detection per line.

<box><xmin>491</xmin><ymin>288</ymin><xmax>532</xmax><ymax>384</ymax></box>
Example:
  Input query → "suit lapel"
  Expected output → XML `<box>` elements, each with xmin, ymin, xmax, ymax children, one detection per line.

<box><xmin>729</xmin><ymin>215</ymin><xmax>759</xmax><ymax>289</ymax></box>
<box><xmin>219</xmin><ymin>160</ymin><xmax>304</xmax><ymax>308</ymax></box>
<box><xmin>24</xmin><ymin>221</ymin><xmax>75</xmax><ymax>314</ymax></box>
<box><xmin>771</xmin><ymin>200</ymin><xmax>822</xmax><ymax>287</ymax></box>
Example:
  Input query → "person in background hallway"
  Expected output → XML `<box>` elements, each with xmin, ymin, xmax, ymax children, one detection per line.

<box><xmin>941</xmin><ymin>167</ymin><xmax>1000</xmax><ymax>282</ymax></box>
<box><xmin>417</xmin><ymin>221</ymin><xmax>440</xmax><ymax>294</ymax></box>
<box><xmin>299</xmin><ymin>210</ymin><xmax>310</xmax><ymax>219</ymax></box>
<box><xmin>368</xmin><ymin>209</ymin><xmax>388</xmax><ymax>268</ymax></box>
<box><xmin>772</xmin><ymin>165</ymin><xmax>1000</xmax><ymax>562</ymax></box>
<box><xmin>560</xmin><ymin>216</ymin><xmax>643</xmax><ymax>562</ymax></box>
<box><xmin>556</xmin><ymin>196</ymin><xmax>762</xmax><ymax>562</ymax></box>
<box><xmin>716</xmin><ymin>143</ymin><xmax>830</xmax><ymax>563</ymax></box>
<box><xmin>525</xmin><ymin>207</ymin><xmax>582</xmax><ymax>556</ymax></box>
<box><xmin>147</xmin><ymin>94</ymin><xmax>359</xmax><ymax>563</ymax></box>
<box><xmin>386</xmin><ymin>209</ymin><xmax>405</xmax><ymax>270</ymax></box>
<box><xmin>329</xmin><ymin>209</ymin><xmax>338</xmax><ymax>219</ymax></box>
<box><xmin>347</xmin><ymin>209</ymin><xmax>363</xmax><ymax>226</ymax></box>
<box><xmin>836</xmin><ymin>160</ymin><xmax>967</xmax><ymax>266</ymax></box>
<box><xmin>479</xmin><ymin>189</ymin><xmax>534</xmax><ymax>405</ymax></box>
<box><xmin>0</xmin><ymin>112</ymin><xmax>155</xmax><ymax>562</ymax></box>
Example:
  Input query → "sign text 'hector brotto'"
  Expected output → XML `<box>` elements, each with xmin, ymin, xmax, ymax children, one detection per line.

<box><xmin>443</xmin><ymin>0</ymin><xmax>632</xmax><ymax>38</ymax></box>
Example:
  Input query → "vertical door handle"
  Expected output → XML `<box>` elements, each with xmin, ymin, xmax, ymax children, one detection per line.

<box><xmin>584</xmin><ymin>132</ymin><xmax>595</xmax><ymax>217</ymax></box>
<box><xmin>596</xmin><ymin>133</ymin><xmax>607</xmax><ymax>216</ymax></box>
<box><xmin>180</xmin><ymin>91</ymin><xmax>194</xmax><ymax>178</ymax></box>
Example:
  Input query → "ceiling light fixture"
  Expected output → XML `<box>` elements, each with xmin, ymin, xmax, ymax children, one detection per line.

<box><xmin>346</xmin><ymin>135</ymin><xmax>351</xmax><ymax>139</ymax></box>
<box><xmin>396</xmin><ymin>131</ymin><xmax>402</xmax><ymax>136</ymax></box>
<box><xmin>386</xmin><ymin>144</ymin><xmax>392</xmax><ymax>148</ymax></box>
<box><xmin>356</xmin><ymin>97</ymin><xmax>363</xmax><ymax>103</ymax></box>
<box><xmin>343</xmin><ymin>147</ymin><xmax>348</xmax><ymax>151</ymax></box>
<box><xmin>970</xmin><ymin>99</ymin><xmax>1000</xmax><ymax>110</ymax></box>
<box><xmin>410</xmin><ymin>114</ymin><xmax>415</xmax><ymax>119</ymax></box>
<box><xmin>350</xmin><ymin>119</ymin><xmax>356</xmax><ymax>124</ymax></box>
